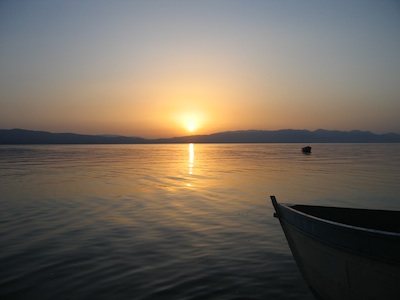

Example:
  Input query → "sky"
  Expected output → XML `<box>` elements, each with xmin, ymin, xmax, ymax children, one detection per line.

<box><xmin>1</xmin><ymin>0</ymin><xmax>399</xmax><ymax>138</ymax></box>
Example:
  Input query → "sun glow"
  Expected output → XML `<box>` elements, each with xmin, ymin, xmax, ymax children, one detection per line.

<box><xmin>180</xmin><ymin>112</ymin><xmax>204</xmax><ymax>134</ymax></box>
<box><xmin>187</xmin><ymin>123</ymin><xmax>196</xmax><ymax>133</ymax></box>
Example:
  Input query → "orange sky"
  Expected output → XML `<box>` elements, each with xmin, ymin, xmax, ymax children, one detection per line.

<box><xmin>1</xmin><ymin>1</ymin><xmax>399</xmax><ymax>138</ymax></box>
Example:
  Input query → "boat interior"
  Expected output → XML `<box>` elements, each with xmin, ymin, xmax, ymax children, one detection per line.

<box><xmin>290</xmin><ymin>205</ymin><xmax>400</xmax><ymax>234</ymax></box>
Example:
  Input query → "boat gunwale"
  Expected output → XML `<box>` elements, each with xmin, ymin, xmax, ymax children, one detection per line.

<box><xmin>279</xmin><ymin>202</ymin><xmax>400</xmax><ymax>237</ymax></box>
<box><xmin>271</xmin><ymin>196</ymin><xmax>400</xmax><ymax>299</ymax></box>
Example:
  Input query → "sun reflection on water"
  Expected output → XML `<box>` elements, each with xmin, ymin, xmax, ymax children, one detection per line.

<box><xmin>185</xmin><ymin>143</ymin><xmax>195</xmax><ymax>187</ymax></box>
<box><xmin>189</xmin><ymin>143</ymin><xmax>194</xmax><ymax>175</ymax></box>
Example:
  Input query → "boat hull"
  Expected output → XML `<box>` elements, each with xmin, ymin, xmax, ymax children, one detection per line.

<box><xmin>302</xmin><ymin>146</ymin><xmax>312</xmax><ymax>154</ymax></box>
<box><xmin>271</xmin><ymin>196</ymin><xmax>400</xmax><ymax>300</ymax></box>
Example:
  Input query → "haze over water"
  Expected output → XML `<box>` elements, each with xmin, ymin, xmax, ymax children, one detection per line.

<box><xmin>1</xmin><ymin>143</ymin><xmax>399</xmax><ymax>299</ymax></box>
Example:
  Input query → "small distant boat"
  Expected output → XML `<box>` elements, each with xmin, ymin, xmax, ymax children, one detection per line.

<box><xmin>270</xmin><ymin>195</ymin><xmax>400</xmax><ymax>300</ymax></box>
<box><xmin>301</xmin><ymin>146</ymin><xmax>311</xmax><ymax>154</ymax></box>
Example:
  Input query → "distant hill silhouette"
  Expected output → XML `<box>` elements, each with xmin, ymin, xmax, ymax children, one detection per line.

<box><xmin>160</xmin><ymin>129</ymin><xmax>400</xmax><ymax>143</ymax></box>
<box><xmin>0</xmin><ymin>129</ymin><xmax>147</xmax><ymax>144</ymax></box>
<box><xmin>1</xmin><ymin>128</ymin><xmax>399</xmax><ymax>144</ymax></box>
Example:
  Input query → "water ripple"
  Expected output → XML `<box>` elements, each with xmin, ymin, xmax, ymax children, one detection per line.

<box><xmin>1</xmin><ymin>144</ymin><xmax>399</xmax><ymax>299</ymax></box>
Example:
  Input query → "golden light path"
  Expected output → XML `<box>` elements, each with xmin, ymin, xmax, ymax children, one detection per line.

<box><xmin>187</xmin><ymin>143</ymin><xmax>195</xmax><ymax>187</ymax></box>
<box><xmin>189</xmin><ymin>143</ymin><xmax>194</xmax><ymax>175</ymax></box>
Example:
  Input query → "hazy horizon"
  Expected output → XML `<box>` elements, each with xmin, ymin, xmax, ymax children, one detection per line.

<box><xmin>2</xmin><ymin>127</ymin><xmax>400</xmax><ymax>141</ymax></box>
<box><xmin>1</xmin><ymin>1</ymin><xmax>399</xmax><ymax>138</ymax></box>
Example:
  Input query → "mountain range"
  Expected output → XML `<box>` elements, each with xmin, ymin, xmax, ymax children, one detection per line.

<box><xmin>1</xmin><ymin>128</ymin><xmax>400</xmax><ymax>144</ymax></box>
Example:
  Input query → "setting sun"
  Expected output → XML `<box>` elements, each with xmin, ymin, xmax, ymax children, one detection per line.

<box><xmin>187</xmin><ymin>124</ymin><xmax>196</xmax><ymax>133</ymax></box>
<box><xmin>177</xmin><ymin>111</ymin><xmax>206</xmax><ymax>135</ymax></box>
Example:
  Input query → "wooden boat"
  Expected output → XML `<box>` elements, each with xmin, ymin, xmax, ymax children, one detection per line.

<box><xmin>302</xmin><ymin>146</ymin><xmax>312</xmax><ymax>154</ymax></box>
<box><xmin>270</xmin><ymin>196</ymin><xmax>400</xmax><ymax>300</ymax></box>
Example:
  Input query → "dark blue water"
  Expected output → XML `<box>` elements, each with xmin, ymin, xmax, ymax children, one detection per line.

<box><xmin>1</xmin><ymin>144</ymin><xmax>399</xmax><ymax>299</ymax></box>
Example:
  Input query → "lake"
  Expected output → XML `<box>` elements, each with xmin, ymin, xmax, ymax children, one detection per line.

<box><xmin>1</xmin><ymin>143</ymin><xmax>399</xmax><ymax>299</ymax></box>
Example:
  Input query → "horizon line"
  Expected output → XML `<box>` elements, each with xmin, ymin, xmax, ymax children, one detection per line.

<box><xmin>2</xmin><ymin>127</ymin><xmax>400</xmax><ymax>140</ymax></box>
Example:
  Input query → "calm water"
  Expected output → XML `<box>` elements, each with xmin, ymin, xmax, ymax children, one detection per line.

<box><xmin>1</xmin><ymin>144</ymin><xmax>399</xmax><ymax>299</ymax></box>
